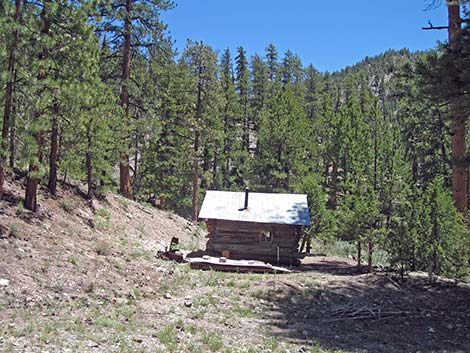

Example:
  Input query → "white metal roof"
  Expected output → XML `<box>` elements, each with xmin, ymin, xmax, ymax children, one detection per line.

<box><xmin>198</xmin><ymin>190</ymin><xmax>311</xmax><ymax>226</ymax></box>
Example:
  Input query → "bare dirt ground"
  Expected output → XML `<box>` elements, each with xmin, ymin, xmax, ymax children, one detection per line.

<box><xmin>1</xmin><ymin>178</ymin><xmax>469</xmax><ymax>353</ymax></box>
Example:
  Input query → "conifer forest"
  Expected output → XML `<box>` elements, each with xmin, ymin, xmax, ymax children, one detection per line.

<box><xmin>1</xmin><ymin>0</ymin><xmax>470</xmax><ymax>284</ymax></box>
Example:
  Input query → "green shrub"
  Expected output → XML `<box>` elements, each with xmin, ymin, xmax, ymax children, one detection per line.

<box><xmin>94</xmin><ymin>207</ymin><xmax>111</xmax><ymax>229</ymax></box>
<box><xmin>59</xmin><ymin>198</ymin><xmax>77</xmax><ymax>213</ymax></box>
<box><xmin>155</xmin><ymin>325</ymin><xmax>178</xmax><ymax>350</ymax></box>
<box><xmin>201</xmin><ymin>331</ymin><xmax>224</xmax><ymax>351</ymax></box>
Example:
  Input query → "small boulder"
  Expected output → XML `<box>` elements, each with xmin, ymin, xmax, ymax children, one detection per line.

<box><xmin>77</xmin><ymin>209</ymin><xmax>91</xmax><ymax>219</ymax></box>
<box><xmin>0</xmin><ymin>279</ymin><xmax>9</xmax><ymax>287</ymax></box>
<box><xmin>164</xmin><ymin>293</ymin><xmax>172</xmax><ymax>299</ymax></box>
<box><xmin>87</xmin><ymin>341</ymin><xmax>99</xmax><ymax>348</ymax></box>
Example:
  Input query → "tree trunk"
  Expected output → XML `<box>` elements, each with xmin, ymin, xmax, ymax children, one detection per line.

<box><xmin>329</xmin><ymin>162</ymin><xmax>338</xmax><ymax>207</ymax></box>
<box><xmin>24</xmin><ymin>0</ymin><xmax>50</xmax><ymax>211</ymax></box>
<box><xmin>25</xmin><ymin>133</ymin><xmax>44</xmax><ymax>211</ymax></box>
<box><xmin>192</xmin><ymin>130</ymin><xmax>200</xmax><ymax>222</ymax></box>
<box><xmin>448</xmin><ymin>0</ymin><xmax>466</xmax><ymax>213</ymax></box>
<box><xmin>373</xmin><ymin>115</ymin><xmax>378</xmax><ymax>191</ymax></box>
<box><xmin>9</xmin><ymin>88</ymin><xmax>16</xmax><ymax>170</ymax></box>
<box><xmin>467</xmin><ymin>159</ymin><xmax>470</xmax><ymax>210</ymax></box>
<box><xmin>192</xmin><ymin>61</ymin><xmax>204</xmax><ymax>222</ymax></box>
<box><xmin>222</xmin><ymin>109</ymin><xmax>229</xmax><ymax>188</ymax></box>
<box><xmin>119</xmin><ymin>0</ymin><xmax>132</xmax><ymax>199</ymax></box>
<box><xmin>86</xmin><ymin>123</ymin><xmax>93</xmax><ymax>199</ymax></box>
<box><xmin>306</xmin><ymin>233</ymin><xmax>312</xmax><ymax>254</ymax></box>
<box><xmin>57</xmin><ymin>124</ymin><xmax>63</xmax><ymax>167</ymax></box>
<box><xmin>24</xmin><ymin>166</ymin><xmax>39</xmax><ymax>212</ymax></box>
<box><xmin>119</xmin><ymin>158</ymin><xmax>131</xmax><ymax>198</ymax></box>
<box><xmin>243</xmin><ymin>106</ymin><xmax>249</xmax><ymax>154</ymax></box>
<box><xmin>201</xmin><ymin>146</ymin><xmax>208</xmax><ymax>189</ymax></box>
<box><xmin>299</xmin><ymin>233</ymin><xmax>307</xmax><ymax>253</ymax></box>
<box><xmin>212</xmin><ymin>150</ymin><xmax>219</xmax><ymax>189</ymax></box>
<box><xmin>450</xmin><ymin>106</ymin><xmax>465</xmax><ymax>213</ymax></box>
<box><xmin>48</xmin><ymin>111</ymin><xmax>58</xmax><ymax>195</ymax></box>
<box><xmin>133</xmin><ymin>137</ymin><xmax>138</xmax><ymax>180</ymax></box>
<box><xmin>0</xmin><ymin>0</ymin><xmax>21</xmax><ymax>198</ymax></box>
<box><xmin>368</xmin><ymin>241</ymin><xmax>373</xmax><ymax>273</ymax></box>
<box><xmin>357</xmin><ymin>240</ymin><xmax>362</xmax><ymax>272</ymax></box>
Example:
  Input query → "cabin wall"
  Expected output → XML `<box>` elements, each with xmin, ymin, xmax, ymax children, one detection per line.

<box><xmin>205</xmin><ymin>219</ymin><xmax>301</xmax><ymax>265</ymax></box>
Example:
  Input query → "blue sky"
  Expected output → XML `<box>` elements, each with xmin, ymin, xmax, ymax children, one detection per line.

<box><xmin>160</xmin><ymin>1</ymin><xmax>449</xmax><ymax>73</ymax></box>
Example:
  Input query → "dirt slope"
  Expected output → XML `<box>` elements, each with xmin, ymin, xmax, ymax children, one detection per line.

<box><xmin>0</xmin><ymin>178</ymin><xmax>202</xmax><ymax>307</ymax></box>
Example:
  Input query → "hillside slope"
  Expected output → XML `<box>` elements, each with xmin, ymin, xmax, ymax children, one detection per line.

<box><xmin>0</xmin><ymin>177</ymin><xmax>201</xmax><ymax>308</ymax></box>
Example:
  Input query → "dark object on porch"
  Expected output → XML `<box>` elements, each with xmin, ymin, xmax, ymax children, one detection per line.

<box><xmin>156</xmin><ymin>237</ymin><xmax>184</xmax><ymax>262</ymax></box>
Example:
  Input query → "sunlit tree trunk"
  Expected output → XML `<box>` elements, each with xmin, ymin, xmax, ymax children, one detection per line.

<box><xmin>448</xmin><ymin>0</ymin><xmax>466</xmax><ymax>213</ymax></box>
<box><xmin>119</xmin><ymin>0</ymin><xmax>132</xmax><ymax>199</ymax></box>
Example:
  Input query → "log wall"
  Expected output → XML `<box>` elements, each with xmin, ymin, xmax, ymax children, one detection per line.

<box><xmin>205</xmin><ymin>219</ymin><xmax>301</xmax><ymax>265</ymax></box>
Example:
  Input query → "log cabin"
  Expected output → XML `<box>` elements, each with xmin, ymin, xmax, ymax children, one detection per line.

<box><xmin>198</xmin><ymin>189</ymin><xmax>311</xmax><ymax>265</ymax></box>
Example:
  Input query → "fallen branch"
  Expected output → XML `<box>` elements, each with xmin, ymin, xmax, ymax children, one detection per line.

<box><xmin>322</xmin><ymin>303</ymin><xmax>409</xmax><ymax>322</ymax></box>
<box><xmin>322</xmin><ymin>311</ymin><xmax>408</xmax><ymax>322</ymax></box>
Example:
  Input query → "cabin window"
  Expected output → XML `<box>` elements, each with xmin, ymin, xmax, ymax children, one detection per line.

<box><xmin>260</xmin><ymin>231</ymin><xmax>273</xmax><ymax>243</ymax></box>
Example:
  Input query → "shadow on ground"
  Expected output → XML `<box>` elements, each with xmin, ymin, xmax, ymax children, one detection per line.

<box><xmin>296</xmin><ymin>255</ymin><xmax>368</xmax><ymax>276</ymax></box>
<box><xmin>256</xmin><ymin>271</ymin><xmax>470</xmax><ymax>353</ymax></box>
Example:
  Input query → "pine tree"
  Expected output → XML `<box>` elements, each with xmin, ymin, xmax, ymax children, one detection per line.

<box><xmin>182</xmin><ymin>40</ymin><xmax>222</xmax><ymax>221</ymax></box>
<box><xmin>139</xmin><ymin>54</ymin><xmax>194</xmax><ymax>215</ymax></box>
<box><xmin>295</xmin><ymin>174</ymin><xmax>334</xmax><ymax>253</ymax></box>
<box><xmin>23</xmin><ymin>0</ymin><xmax>52</xmax><ymax>211</ymax></box>
<box><xmin>219</xmin><ymin>48</ymin><xmax>242</xmax><ymax>188</ymax></box>
<box><xmin>235</xmin><ymin>46</ymin><xmax>251</xmax><ymax>158</ymax></box>
<box><xmin>422</xmin><ymin>177</ymin><xmax>468</xmax><ymax>282</ymax></box>
<box><xmin>337</xmin><ymin>185</ymin><xmax>381</xmax><ymax>270</ymax></box>
<box><xmin>303</xmin><ymin>64</ymin><xmax>322</xmax><ymax>123</ymax></box>
<box><xmin>387</xmin><ymin>186</ymin><xmax>424</xmax><ymax>278</ymax></box>
<box><xmin>397</xmin><ymin>59</ymin><xmax>451</xmax><ymax>187</ymax></box>
<box><xmin>250</xmin><ymin>54</ymin><xmax>267</xmax><ymax>155</ymax></box>
<box><xmin>280</xmin><ymin>49</ymin><xmax>303</xmax><ymax>86</ymax></box>
<box><xmin>253</xmin><ymin>86</ymin><xmax>312</xmax><ymax>191</ymax></box>
<box><xmin>265</xmin><ymin>43</ymin><xmax>279</xmax><ymax>82</ymax></box>
<box><xmin>17</xmin><ymin>1</ymin><xmax>107</xmax><ymax>210</ymax></box>
<box><xmin>96</xmin><ymin>0</ymin><xmax>174</xmax><ymax>199</ymax></box>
